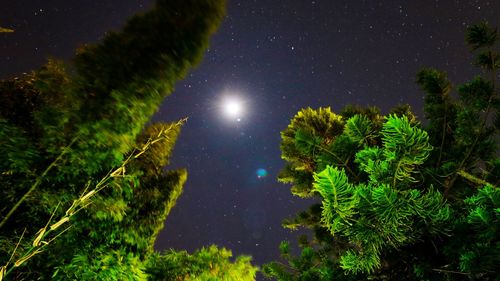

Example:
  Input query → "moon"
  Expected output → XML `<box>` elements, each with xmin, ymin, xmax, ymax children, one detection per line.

<box><xmin>221</xmin><ymin>95</ymin><xmax>245</xmax><ymax>121</ymax></box>
<box><xmin>224</xmin><ymin>99</ymin><xmax>243</xmax><ymax>117</ymax></box>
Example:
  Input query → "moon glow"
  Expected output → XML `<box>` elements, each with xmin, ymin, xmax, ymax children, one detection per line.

<box><xmin>224</xmin><ymin>99</ymin><xmax>243</xmax><ymax>117</ymax></box>
<box><xmin>221</xmin><ymin>95</ymin><xmax>245</xmax><ymax>121</ymax></box>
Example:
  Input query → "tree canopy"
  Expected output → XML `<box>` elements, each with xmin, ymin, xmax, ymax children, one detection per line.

<box><xmin>264</xmin><ymin>22</ymin><xmax>499</xmax><ymax>281</ymax></box>
<box><xmin>0</xmin><ymin>0</ymin><xmax>257</xmax><ymax>280</ymax></box>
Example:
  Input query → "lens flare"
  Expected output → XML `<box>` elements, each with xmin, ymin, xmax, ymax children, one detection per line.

<box><xmin>256</xmin><ymin>168</ymin><xmax>268</xmax><ymax>178</ymax></box>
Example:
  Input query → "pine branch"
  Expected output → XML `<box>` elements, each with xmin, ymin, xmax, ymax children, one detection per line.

<box><xmin>457</xmin><ymin>169</ymin><xmax>492</xmax><ymax>187</ymax></box>
<box><xmin>431</xmin><ymin>268</ymin><xmax>469</xmax><ymax>276</ymax></box>
<box><xmin>299</xmin><ymin>134</ymin><xmax>359</xmax><ymax>181</ymax></box>
<box><xmin>447</xmin><ymin>74</ymin><xmax>497</xmax><ymax>194</ymax></box>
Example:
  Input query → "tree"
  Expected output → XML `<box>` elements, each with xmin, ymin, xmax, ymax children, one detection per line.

<box><xmin>264</xmin><ymin>22</ymin><xmax>499</xmax><ymax>281</ymax></box>
<box><xmin>0</xmin><ymin>0</ymin><xmax>257</xmax><ymax>280</ymax></box>
<box><xmin>146</xmin><ymin>246</ymin><xmax>257</xmax><ymax>281</ymax></box>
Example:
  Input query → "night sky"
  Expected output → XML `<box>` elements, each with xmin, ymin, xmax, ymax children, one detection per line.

<box><xmin>2</xmin><ymin>0</ymin><xmax>499</xmax><ymax>276</ymax></box>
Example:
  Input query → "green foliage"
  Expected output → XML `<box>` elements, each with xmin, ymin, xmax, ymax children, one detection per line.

<box><xmin>0</xmin><ymin>119</ymin><xmax>38</xmax><ymax>174</ymax></box>
<box><xmin>133</xmin><ymin>122</ymin><xmax>183</xmax><ymax>176</ymax></box>
<box><xmin>74</xmin><ymin>0</ymin><xmax>226</xmax><ymax>97</ymax></box>
<box><xmin>53</xmin><ymin>248</ymin><xmax>149</xmax><ymax>281</ymax></box>
<box><xmin>313</xmin><ymin>116</ymin><xmax>450</xmax><ymax>273</ymax></box>
<box><xmin>344</xmin><ymin>114</ymin><xmax>376</xmax><ymax>145</ymax></box>
<box><xmin>380</xmin><ymin>114</ymin><xmax>432</xmax><ymax>184</ymax></box>
<box><xmin>146</xmin><ymin>245</ymin><xmax>257</xmax><ymax>281</ymax></box>
<box><xmin>313</xmin><ymin>166</ymin><xmax>358</xmax><ymax>235</ymax></box>
<box><xmin>262</xmin><ymin>241</ymin><xmax>347</xmax><ymax>281</ymax></box>
<box><xmin>1</xmin><ymin>0</ymin><xmax>257</xmax><ymax>280</ymax></box>
<box><xmin>279</xmin><ymin>107</ymin><xmax>382</xmax><ymax>198</ymax></box>
<box><xmin>267</xmin><ymin>22</ymin><xmax>499</xmax><ymax>281</ymax></box>
<box><xmin>466</xmin><ymin>21</ymin><xmax>497</xmax><ymax>50</ymax></box>
<box><xmin>445</xmin><ymin>184</ymin><xmax>499</xmax><ymax>278</ymax></box>
<box><xmin>458</xmin><ymin>77</ymin><xmax>493</xmax><ymax>111</ymax></box>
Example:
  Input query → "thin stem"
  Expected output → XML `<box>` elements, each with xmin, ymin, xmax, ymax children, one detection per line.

<box><xmin>6</xmin><ymin>229</ymin><xmax>26</xmax><ymax>267</ymax></box>
<box><xmin>436</xmin><ymin>99</ymin><xmax>448</xmax><ymax>167</ymax></box>
<box><xmin>432</xmin><ymin>268</ymin><xmax>469</xmax><ymax>275</ymax></box>
<box><xmin>315</xmin><ymin>144</ymin><xmax>359</xmax><ymax>181</ymax></box>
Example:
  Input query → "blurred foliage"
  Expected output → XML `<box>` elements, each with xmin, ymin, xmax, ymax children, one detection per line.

<box><xmin>0</xmin><ymin>0</ymin><xmax>256</xmax><ymax>280</ymax></box>
<box><xmin>146</xmin><ymin>245</ymin><xmax>257</xmax><ymax>281</ymax></box>
<box><xmin>264</xmin><ymin>22</ymin><xmax>499</xmax><ymax>281</ymax></box>
<box><xmin>0</xmin><ymin>27</ymin><xmax>14</xmax><ymax>33</ymax></box>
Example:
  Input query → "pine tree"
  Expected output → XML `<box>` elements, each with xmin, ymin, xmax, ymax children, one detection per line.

<box><xmin>0</xmin><ymin>0</ymin><xmax>257</xmax><ymax>280</ymax></box>
<box><xmin>264</xmin><ymin>22</ymin><xmax>499</xmax><ymax>281</ymax></box>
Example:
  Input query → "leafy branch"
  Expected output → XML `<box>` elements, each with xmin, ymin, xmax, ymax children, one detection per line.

<box><xmin>0</xmin><ymin>136</ymin><xmax>80</xmax><ymax>230</ymax></box>
<box><xmin>0</xmin><ymin>118</ymin><xmax>186</xmax><ymax>281</ymax></box>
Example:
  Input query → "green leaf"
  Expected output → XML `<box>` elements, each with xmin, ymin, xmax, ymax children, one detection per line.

<box><xmin>344</xmin><ymin>114</ymin><xmax>374</xmax><ymax>145</ymax></box>
<box><xmin>382</xmin><ymin>114</ymin><xmax>433</xmax><ymax>183</ymax></box>
<box><xmin>458</xmin><ymin>76</ymin><xmax>494</xmax><ymax>110</ymax></box>
<box><xmin>313</xmin><ymin>166</ymin><xmax>357</xmax><ymax>234</ymax></box>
